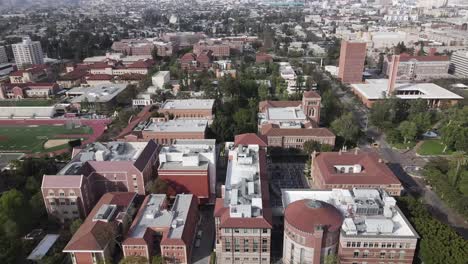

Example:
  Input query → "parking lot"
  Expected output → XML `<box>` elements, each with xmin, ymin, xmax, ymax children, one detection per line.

<box><xmin>268</xmin><ymin>161</ymin><xmax>309</xmax><ymax>208</ymax></box>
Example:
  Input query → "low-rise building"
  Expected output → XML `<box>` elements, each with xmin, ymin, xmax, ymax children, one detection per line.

<box><xmin>282</xmin><ymin>188</ymin><xmax>419</xmax><ymax>264</ymax></box>
<box><xmin>63</xmin><ymin>192</ymin><xmax>138</xmax><ymax>264</ymax></box>
<box><xmin>0</xmin><ymin>83</ymin><xmax>60</xmax><ymax>99</ymax></box>
<box><xmin>255</xmin><ymin>53</ymin><xmax>273</xmax><ymax>64</ymax></box>
<box><xmin>41</xmin><ymin>141</ymin><xmax>160</xmax><ymax>222</ymax></box>
<box><xmin>311</xmin><ymin>151</ymin><xmax>403</xmax><ymax>196</ymax></box>
<box><xmin>158</xmin><ymin>99</ymin><xmax>215</xmax><ymax>120</ymax></box>
<box><xmin>450</xmin><ymin>50</ymin><xmax>468</xmax><ymax>78</ymax></box>
<box><xmin>383</xmin><ymin>53</ymin><xmax>450</xmax><ymax>80</ymax></box>
<box><xmin>122</xmin><ymin>194</ymin><xmax>199</xmax><ymax>264</ymax></box>
<box><xmin>66</xmin><ymin>84</ymin><xmax>128</xmax><ymax>114</ymax></box>
<box><xmin>9</xmin><ymin>64</ymin><xmax>49</xmax><ymax>83</ymax></box>
<box><xmin>158</xmin><ymin>139</ymin><xmax>217</xmax><ymax>203</ymax></box>
<box><xmin>129</xmin><ymin>118</ymin><xmax>208</xmax><ymax>145</ymax></box>
<box><xmin>214</xmin><ymin>136</ymin><xmax>273</xmax><ymax>264</ymax></box>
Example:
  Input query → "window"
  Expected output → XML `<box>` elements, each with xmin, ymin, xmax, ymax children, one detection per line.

<box><xmin>347</xmin><ymin>242</ymin><xmax>351</xmax><ymax>247</ymax></box>
<box><xmin>357</xmin><ymin>242</ymin><xmax>361</xmax><ymax>247</ymax></box>
<box><xmin>399</xmin><ymin>251</ymin><xmax>405</xmax><ymax>260</ymax></box>
<box><xmin>234</xmin><ymin>229</ymin><xmax>239</xmax><ymax>233</ymax></box>
<box><xmin>380</xmin><ymin>252</ymin><xmax>386</xmax><ymax>259</ymax></box>
<box><xmin>363</xmin><ymin>250</ymin><xmax>369</xmax><ymax>258</ymax></box>
<box><xmin>262</xmin><ymin>228</ymin><xmax>268</xmax><ymax>233</ymax></box>
<box><xmin>225</xmin><ymin>228</ymin><xmax>230</xmax><ymax>233</ymax></box>
<box><xmin>225</xmin><ymin>240</ymin><xmax>231</xmax><ymax>252</ymax></box>
<box><xmin>351</xmin><ymin>242</ymin><xmax>356</xmax><ymax>247</ymax></box>
<box><xmin>353</xmin><ymin>251</ymin><xmax>360</xmax><ymax>258</ymax></box>
<box><xmin>363</xmin><ymin>242</ymin><xmax>368</xmax><ymax>247</ymax></box>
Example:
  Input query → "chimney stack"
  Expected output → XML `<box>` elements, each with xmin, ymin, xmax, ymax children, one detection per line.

<box><xmin>387</xmin><ymin>55</ymin><xmax>400</xmax><ymax>96</ymax></box>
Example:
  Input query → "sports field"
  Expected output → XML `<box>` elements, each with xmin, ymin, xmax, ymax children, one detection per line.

<box><xmin>0</xmin><ymin>125</ymin><xmax>93</xmax><ymax>153</ymax></box>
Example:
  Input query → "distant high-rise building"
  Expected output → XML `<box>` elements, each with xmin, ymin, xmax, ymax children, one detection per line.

<box><xmin>450</xmin><ymin>50</ymin><xmax>468</xmax><ymax>78</ymax></box>
<box><xmin>12</xmin><ymin>37</ymin><xmax>44</xmax><ymax>69</ymax></box>
<box><xmin>0</xmin><ymin>46</ymin><xmax>7</xmax><ymax>64</ymax></box>
<box><xmin>338</xmin><ymin>40</ymin><xmax>366</xmax><ymax>84</ymax></box>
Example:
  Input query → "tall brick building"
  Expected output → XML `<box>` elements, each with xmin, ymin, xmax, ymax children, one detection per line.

<box><xmin>214</xmin><ymin>135</ymin><xmax>273</xmax><ymax>264</ymax></box>
<box><xmin>41</xmin><ymin>141</ymin><xmax>160</xmax><ymax>222</ymax></box>
<box><xmin>338</xmin><ymin>40</ymin><xmax>367</xmax><ymax>84</ymax></box>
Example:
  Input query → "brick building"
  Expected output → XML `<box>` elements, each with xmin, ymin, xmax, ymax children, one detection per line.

<box><xmin>310</xmin><ymin>150</ymin><xmax>403</xmax><ymax>196</ymax></box>
<box><xmin>9</xmin><ymin>64</ymin><xmax>49</xmax><ymax>83</ymax></box>
<box><xmin>126</xmin><ymin>118</ymin><xmax>209</xmax><ymax>145</ymax></box>
<box><xmin>157</xmin><ymin>139</ymin><xmax>217</xmax><ymax>204</ymax></box>
<box><xmin>193</xmin><ymin>41</ymin><xmax>230</xmax><ymax>57</ymax></box>
<box><xmin>338</xmin><ymin>41</ymin><xmax>366</xmax><ymax>84</ymax></box>
<box><xmin>122</xmin><ymin>194</ymin><xmax>199</xmax><ymax>264</ymax></box>
<box><xmin>258</xmin><ymin>91</ymin><xmax>336</xmax><ymax>149</ymax></box>
<box><xmin>282</xmin><ymin>188</ymin><xmax>419</xmax><ymax>264</ymax></box>
<box><xmin>214</xmin><ymin>135</ymin><xmax>273</xmax><ymax>264</ymax></box>
<box><xmin>158</xmin><ymin>99</ymin><xmax>215</xmax><ymax>120</ymax></box>
<box><xmin>63</xmin><ymin>192</ymin><xmax>138</xmax><ymax>264</ymax></box>
<box><xmin>180</xmin><ymin>52</ymin><xmax>213</xmax><ymax>71</ymax></box>
<box><xmin>383</xmin><ymin>53</ymin><xmax>450</xmax><ymax>80</ymax></box>
<box><xmin>255</xmin><ymin>53</ymin><xmax>273</xmax><ymax>64</ymax></box>
<box><xmin>41</xmin><ymin>141</ymin><xmax>160</xmax><ymax>222</ymax></box>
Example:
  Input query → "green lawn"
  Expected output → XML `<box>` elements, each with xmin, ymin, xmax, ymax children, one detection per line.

<box><xmin>0</xmin><ymin>99</ymin><xmax>57</xmax><ymax>107</ymax></box>
<box><xmin>0</xmin><ymin>125</ymin><xmax>93</xmax><ymax>153</ymax></box>
<box><xmin>390</xmin><ymin>141</ymin><xmax>416</xmax><ymax>150</ymax></box>
<box><xmin>417</xmin><ymin>140</ymin><xmax>453</xmax><ymax>156</ymax></box>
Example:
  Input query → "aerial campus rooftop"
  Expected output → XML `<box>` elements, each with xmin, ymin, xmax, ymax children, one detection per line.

<box><xmin>281</xmin><ymin>188</ymin><xmax>419</xmax><ymax>238</ymax></box>
<box><xmin>66</xmin><ymin>84</ymin><xmax>128</xmax><ymax>103</ymax></box>
<box><xmin>258</xmin><ymin>106</ymin><xmax>307</xmax><ymax>128</ymax></box>
<box><xmin>158</xmin><ymin>139</ymin><xmax>216</xmax><ymax>171</ymax></box>
<box><xmin>160</xmin><ymin>99</ymin><xmax>215</xmax><ymax>110</ymax></box>
<box><xmin>127</xmin><ymin>194</ymin><xmax>193</xmax><ymax>240</ymax></box>
<box><xmin>58</xmin><ymin>141</ymin><xmax>151</xmax><ymax>175</ymax></box>
<box><xmin>223</xmin><ymin>143</ymin><xmax>264</xmax><ymax>219</ymax></box>
<box><xmin>140</xmin><ymin>119</ymin><xmax>209</xmax><ymax>133</ymax></box>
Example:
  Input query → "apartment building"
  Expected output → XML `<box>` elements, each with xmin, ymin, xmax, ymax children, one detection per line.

<box><xmin>158</xmin><ymin>139</ymin><xmax>217</xmax><ymax>204</ymax></box>
<box><xmin>338</xmin><ymin>40</ymin><xmax>366</xmax><ymax>84</ymax></box>
<box><xmin>214</xmin><ymin>135</ymin><xmax>273</xmax><ymax>264</ymax></box>
<box><xmin>383</xmin><ymin>53</ymin><xmax>450</xmax><ymax>80</ymax></box>
<box><xmin>450</xmin><ymin>50</ymin><xmax>468</xmax><ymax>78</ymax></box>
<box><xmin>282</xmin><ymin>188</ymin><xmax>419</xmax><ymax>264</ymax></box>
<box><xmin>63</xmin><ymin>192</ymin><xmax>138</xmax><ymax>264</ymax></box>
<box><xmin>310</xmin><ymin>150</ymin><xmax>403</xmax><ymax>196</ymax></box>
<box><xmin>12</xmin><ymin>37</ymin><xmax>44</xmax><ymax>69</ymax></box>
<box><xmin>41</xmin><ymin>141</ymin><xmax>160</xmax><ymax>222</ymax></box>
<box><xmin>123</xmin><ymin>194</ymin><xmax>199</xmax><ymax>264</ymax></box>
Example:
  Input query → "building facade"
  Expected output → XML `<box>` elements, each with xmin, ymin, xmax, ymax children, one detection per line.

<box><xmin>338</xmin><ymin>41</ymin><xmax>366</xmax><ymax>84</ymax></box>
<box><xmin>214</xmin><ymin>135</ymin><xmax>273</xmax><ymax>264</ymax></box>
<box><xmin>41</xmin><ymin>141</ymin><xmax>160</xmax><ymax>222</ymax></box>
<box><xmin>0</xmin><ymin>46</ymin><xmax>7</xmax><ymax>64</ymax></box>
<box><xmin>158</xmin><ymin>99</ymin><xmax>215</xmax><ymax>120</ymax></box>
<box><xmin>384</xmin><ymin>54</ymin><xmax>450</xmax><ymax>80</ymax></box>
<box><xmin>311</xmin><ymin>151</ymin><xmax>403</xmax><ymax>196</ymax></box>
<box><xmin>157</xmin><ymin>139</ymin><xmax>217</xmax><ymax>204</ymax></box>
<box><xmin>12</xmin><ymin>37</ymin><xmax>44</xmax><ymax>69</ymax></box>
<box><xmin>450</xmin><ymin>50</ymin><xmax>468</xmax><ymax>78</ymax></box>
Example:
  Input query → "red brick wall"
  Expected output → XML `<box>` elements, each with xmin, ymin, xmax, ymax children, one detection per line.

<box><xmin>159</xmin><ymin>171</ymin><xmax>210</xmax><ymax>202</ymax></box>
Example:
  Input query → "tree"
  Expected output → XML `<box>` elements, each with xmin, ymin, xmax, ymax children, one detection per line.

<box><xmin>398</xmin><ymin>121</ymin><xmax>418</xmax><ymax>143</ymax></box>
<box><xmin>331</xmin><ymin>113</ymin><xmax>361</xmax><ymax>146</ymax></box>
<box><xmin>324</xmin><ymin>254</ymin><xmax>340</xmax><ymax>264</ymax></box>
<box><xmin>303</xmin><ymin>140</ymin><xmax>333</xmax><ymax>155</ymax></box>
<box><xmin>152</xmin><ymin>255</ymin><xmax>164</xmax><ymax>264</ymax></box>
<box><xmin>258</xmin><ymin>83</ymin><xmax>270</xmax><ymax>101</ymax></box>
<box><xmin>70</xmin><ymin>219</ymin><xmax>83</xmax><ymax>235</ymax></box>
<box><xmin>147</xmin><ymin>178</ymin><xmax>169</xmax><ymax>194</ymax></box>
<box><xmin>119</xmin><ymin>256</ymin><xmax>149</xmax><ymax>264</ymax></box>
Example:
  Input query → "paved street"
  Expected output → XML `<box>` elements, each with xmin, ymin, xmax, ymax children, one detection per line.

<box><xmin>192</xmin><ymin>206</ymin><xmax>215</xmax><ymax>264</ymax></box>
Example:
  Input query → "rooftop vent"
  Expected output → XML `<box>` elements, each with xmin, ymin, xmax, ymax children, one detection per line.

<box><xmin>93</xmin><ymin>204</ymin><xmax>117</xmax><ymax>222</ymax></box>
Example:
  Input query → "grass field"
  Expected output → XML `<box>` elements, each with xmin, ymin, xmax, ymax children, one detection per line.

<box><xmin>417</xmin><ymin>139</ymin><xmax>453</xmax><ymax>156</ymax></box>
<box><xmin>0</xmin><ymin>125</ymin><xmax>93</xmax><ymax>153</ymax></box>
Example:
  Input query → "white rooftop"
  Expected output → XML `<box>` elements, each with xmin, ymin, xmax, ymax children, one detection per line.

<box><xmin>161</xmin><ymin>99</ymin><xmax>215</xmax><ymax>110</ymax></box>
<box><xmin>67</xmin><ymin>84</ymin><xmax>128</xmax><ymax>103</ymax></box>
<box><xmin>129</xmin><ymin>194</ymin><xmax>193</xmax><ymax>239</ymax></box>
<box><xmin>282</xmin><ymin>188</ymin><xmax>418</xmax><ymax>238</ymax></box>
<box><xmin>267</xmin><ymin>107</ymin><xmax>307</xmax><ymax>121</ymax></box>
<box><xmin>224</xmin><ymin>143</ymin><xmax>263</xmax><ymax>218</ymax></box>
<box><xmin>27</xmin><ymin>234</ymin><xmax>60</xmax><ymax>260</ymax></box>
<box><xmin>159</xmin><ymin>139</ymin><xmax>216</xmax><ymax>170</ymax></box>
<box><xmin>352</xmin><ymin>79</ymin><xmax>463</xmax><ymax>100</ymax></box>
<box><xmin>143</xmin><ymin>119</ymin><xmax>208</xmax><ymax>133</ymax></box>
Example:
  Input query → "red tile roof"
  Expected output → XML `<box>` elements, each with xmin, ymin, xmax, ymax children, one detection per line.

<box><xmin>285</xmin><ymin>199</ymin><xmax>343</xmax><ymax>233</ymax></box>
<box><xmin>314</xmin><ymin>151</ymin><xmax>401</xmax><ymax>185</ymax></box>
<box><xmin>86</xmin><ymin>74</ymin><xmax>113</xmax><ymax>81</ymax></box>
<box><xmin>303</xmin><ymin>90</ymin><xmax>321</xmax><ymax>98</ymax></box>
<box><xmin>127</xmin><ymin>59</ymin><xmax>154</xmax><ymax>69</ymax></box>
<box><xmin>234</xmin><ymin>133</ymin><xmax>268</xmax><ymax>147</ymax></box>
<box><xmin>63</xmin><ymin>192</ymin><xmax>137</xmax><ymax>252</ymax></box>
